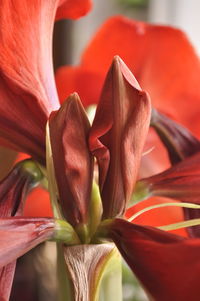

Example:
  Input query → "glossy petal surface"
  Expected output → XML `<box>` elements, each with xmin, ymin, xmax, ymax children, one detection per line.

<box><xmin>89</xmin><ymin>57</ymin><xmax>151</xmax><ymax>218</ymax></box>
<box><xmin>109</xmin><ymin>219</ymin><xmax>200</xmax><ymax>301</ymax></box>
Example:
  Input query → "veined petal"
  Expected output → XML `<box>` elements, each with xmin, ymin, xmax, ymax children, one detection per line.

<box><xmin>49</xmin><ymin>93</ymin><xmax>93</xmax><ymax>226</ymax></box>
<box><xmin>0</xmin><ymin>0</ymin><xmax>62</xmax><ymax>163</ymax></box>
<box><xmin>55</xmin><ymin>66</ymin><xmax>104</xmax><ymax>107</ymax></box>
<box><xmin>108</xmin><ymin>218</ymin><xmax>200</xmax><ymax>301</ymax></box>
<box><xmin>0</xmin><ymin>160</ymin><xmax>43</xmax><ymax>218</ymax></box>
<box><xmin>81</xmin><ymin>16</ymin><xmax>200</xmax><ymax>135</ymax></box>
<box><xmin>151</xmin><ymin>108</ymin><xmax>200</xmax><ymax>164</ymax></box>
<box><xmin>56</xmin><ymin>0</ymin><xmax>92</xmax><ymax>20</ymax></box>
<box><xmin>0</xmin><ymin>147</ymin><xmax>18</xmax><ymax>180</ymax></box>
<box><xmin>0</xmin><ymin>159</ymin><xmax>43</xmax><ymax>300</ymax></box>
<box><xmin>0</xmin><ymin>217</ymin><xmax>55</xmax><ymax>269</ymax></box>
<box><xmin>0</xmin><ymin>262</ymin><xmax>16</xmax><ymax>301</ymax></box>
<box><xmin>89</xmin><ymin>57</ymin><xmax>151</xmax><ymax>218</ymax></box>
<box><xmin>138</xmin><ymin>152</ymin><xmax>200</xmax><ymax>203</ymax></box>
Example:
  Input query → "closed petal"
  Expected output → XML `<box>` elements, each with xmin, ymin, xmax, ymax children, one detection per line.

<box><xmin>0</xmin><ymin>0</ymin><xmax>61</xmax><ymax>163</ymax></box>
<box><xmin>109</xmin><ymin>218</ymin><xmax>200</xmax><ymax>301</ymax></box>
<box><xmin>49</xmin><ymin>93</ymin><xmax>93</xmax><ymax>226</ymax></box>
<box><xmin>89</xmin><ymin>57</ymin><xmax>151</xmax><ymax>218</ymax></box>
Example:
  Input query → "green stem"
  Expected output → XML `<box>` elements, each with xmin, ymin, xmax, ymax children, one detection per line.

<box><xmin>98</xmin><ymin>247</ymin><xmax>122</xmax><ymax>301</ymax></box>
<box><xmin>57</xmin><ymin>243</ymin><xmax>74</xmax><ymax>301</ymax></box>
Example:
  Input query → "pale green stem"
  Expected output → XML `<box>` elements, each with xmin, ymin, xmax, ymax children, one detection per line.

<box><xmin>99</xmin><ymin>247</ymin><xmax>122</xmax><ymax>301</ymax></box>
<box><xmin>59</xmin><ymin>243</ymin><xmax>122</xmax><ymax>301</ymax></box>
<box><xmin>89</xmin><ymin>181</ymin><xmax>103</xmax><ymax>238</ymax></box>
<box><xmin>128</xmin><ymin>201</ymin><xmax>200</xmax><ymax>222</ymax></box>
<box><xmin>158</xmin><ymin>218</ymin><xmax>200</xmax><ymax>231</ymax></box>
<box><xmin>57</xmin><ymin>243</ymin><xmax>74</xmax><ymax>301</ymax></box>
<box><xmin>46</xmin><ymin>122</ymin><xmax>63</xmax><ymax>219</ymax></box>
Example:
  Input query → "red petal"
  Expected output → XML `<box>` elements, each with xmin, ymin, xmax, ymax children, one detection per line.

<box><xmin>151</xmin><ymin>109</ymin><xmax>200</xmax><ymax>164</ymax></box>
<box><xmin>125</xmin><ymin>197</ymin><xmax>187</xmax><ymax>237</ymax></box>
<box><xmin>141</xmin><ymin>152</ymin><xmax>200</xmax><ymax>203</ymax></box>
<box><xmin>141</xmin><ymin>153</ymin><xmax>200</xmax><ymax>237</ymax></box>
<box><xmin>24</xmin><ymin>188</ymin><xmax>52</xmax><ymax>218</ymax></box>
<box><xmin>109</xmin><ymin>219</ymin><xmax>200</xmax><ymax>301</ymax></box>
<box><xmin>0</xmin><ymin>1</ymin><xmax>61</xmax><ymax>163</ymax></box>
<box><xmin>0</xmin><ymin>160</ymin><xmax>39</xmax><ymax>218</ymax></box>
<box><xmin>56</xmin><ymin>0</ymin><xmax>92</xmax><ymax>20</ymax></box>
<box><xmin>89</xmin><ymin>57</ymin><xmax>151</xmax><ymax>218</ymax></box>
<box><xmin>81</xmin><ymin>16</ymin><xmax>200</xmax><ymax>135</ymax></box>
<box><xmin>0</xmin><ymin>147</ymin><xmax>18</xmax><ymax>181</ymax></box>
<box><xmin>0</xmin><ymin>217</ymin><xmax>55</xmax><ymax>269</ymax></box>
<box><xmin>0</xmin><ymin>160</ymin><xmax>43</xmax><ymax>299</ymax></box>
<box><xmin>55</xmin><ymin>66</ymin><xmax>104</xmax><ymax>107</ymax></box>
<box><xmin>0</xmin><ymin>262</ymin><xmax>16</xmax><ymax>301</ymax></box>
<box><xmin>49</xmin><ymin>93</ymin><xmax>93</xmax><ymax>226</ymax></box>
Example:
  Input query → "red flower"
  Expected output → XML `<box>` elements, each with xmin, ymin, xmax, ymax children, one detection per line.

<box><xmin>56</xmin><ymin>16</ymin><xmax>200</xmax><ymax>135</ymax></box>
<box><xmin>0</xmin><ymin>1</ymin><xmax>92</xmax><ymax>298</ymax></box>
<box><xmin>1</xmin><ymin>4</ymin><xmax>200</xmax><ymax>300</ymax></box>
